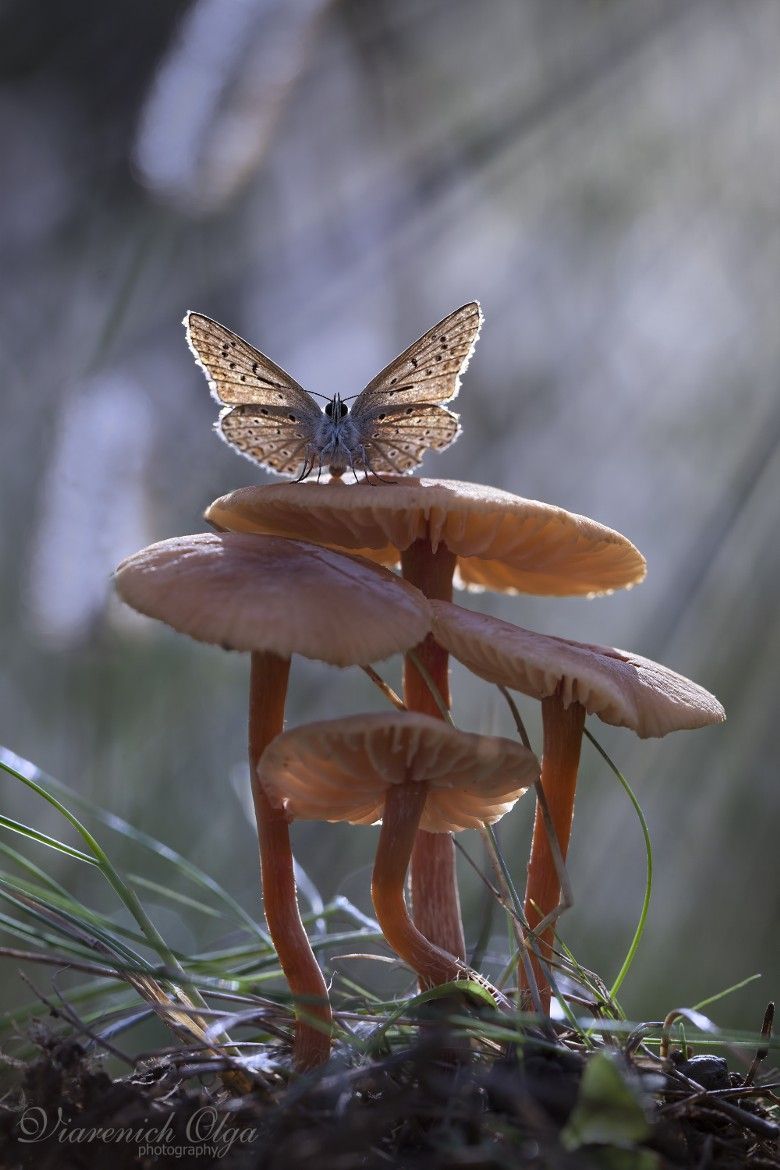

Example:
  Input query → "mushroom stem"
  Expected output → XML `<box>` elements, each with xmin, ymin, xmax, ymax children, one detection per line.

<box><xmin>522</xmin><ymin>693</ymin><xmax>586</xmax><ymax>1012</ymax></box>
<box><xmin>401</xmin><ymin>538</ymin><xmax>465</xmax><ymax>962</ymax></box>
<box><xmin>372</xmin><ymin>782</ymin><xmax>469</xmax><ymax>989</ymax></box>
<box><xmin>248</xmin><ymin>650</ymin><xmax>332</xmax><ymax>1069</ymax></box>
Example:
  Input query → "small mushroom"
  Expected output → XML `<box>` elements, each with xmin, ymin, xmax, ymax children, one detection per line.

<box><xmin>205</xmin><ymin>478</ymin><xmax>646</xmax><ymax>962</ymax></box>
<box><xmin>258</xmin><ymin>712</ymin><xmax>538</xmax><ymax>998</ymax></box>
<box><xmin>430</xmin><ymin>599</ymin><xmax>725</xmax><ymax>1011</ymax></box>
<box><xmin>115</xmin><ymin>532</ymin><xmax>431</xmax><ymax>1067</ymax></box>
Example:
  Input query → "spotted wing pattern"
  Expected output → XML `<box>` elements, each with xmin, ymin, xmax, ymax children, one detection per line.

<box><xmin>358</xmin><ymin>404</ymin><xmax>461</xmax><ymax>474</ymax></box>
<box><xmin>350</xmin><ymin>302</ymin><xmax>482</xmax><ymax>473</ymax></box>
<box><xmin>184</xmin><ymin>312</ymin><xmax>322</xmax><ymax>474</ymax></box>
<box><xmin>218</xmin><ymin>405</ymin><xmax>314</xmax><ymax>475</ymax></box>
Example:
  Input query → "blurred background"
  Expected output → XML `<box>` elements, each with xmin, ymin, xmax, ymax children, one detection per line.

<box><xmin>1</xmin><ymin>0</ymin><xmax>777</xmax><ymax>1035</ymax></box>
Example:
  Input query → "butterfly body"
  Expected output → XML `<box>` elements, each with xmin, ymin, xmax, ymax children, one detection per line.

<box><xmin>185</xmin><ymin>303</ymin><xmax>482</xmax><ymax>480</ymax></box>
<box><xmin>310</xmin><ymin>394</ymin><xmax>360</xmax><ymax>478</ymax></box>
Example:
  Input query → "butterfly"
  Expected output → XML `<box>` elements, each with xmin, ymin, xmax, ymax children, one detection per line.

<box><xmin>184</xmin><ymin>302</ymin><xmax>482</xmax><ymax>480</ymax></box>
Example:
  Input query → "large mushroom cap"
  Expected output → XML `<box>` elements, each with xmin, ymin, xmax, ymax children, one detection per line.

<box><xmin>115</xmin><ymin>533</ymin><xmax>431</xmax><ymax>666</ymax></box>
<box><xmin>431</xmin><ymin>600</ymin><xmax>725</xmax><ymax>739</ymax></box>
<box><xmin>205</xmin><ymin>478</ymin><xmax>646</xmax><ymax>597</ymax></box>
<box><xmin>258</xmin><ymin>711</ymin><xmax>538</xmax><ymax>832</ymax></box>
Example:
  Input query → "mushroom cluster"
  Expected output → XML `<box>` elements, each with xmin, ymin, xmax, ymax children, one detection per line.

<box><xmin>115</xmin><ymin>305</ymin><xmax>725</xmax><ymax>1070</ymax></box>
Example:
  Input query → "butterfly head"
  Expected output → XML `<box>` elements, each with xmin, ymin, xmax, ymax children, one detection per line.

<box><xmin>324</xmin><ymin>394</ymin><xmax>349</xmax><ymax>423</ymax></box>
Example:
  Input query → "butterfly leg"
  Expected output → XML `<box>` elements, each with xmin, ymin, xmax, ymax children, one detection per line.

<box><xmin>293</xmin><ymin>458</ymin><xmax>308</xmax><ymax>484</ymax></box>
<box><xmin>360</xmin><ymin>448</ymin><xmax>396</xmax><ymax>486</ymax></box>
<box><xmin>353</xmin><ymin>445</ymin><xmax>378</xmax><ymax>485</ymax></box>
<box><xmin>346</xmin><ymin>451</ymin><xmax>362</xmax><ymax>485</ymax></box>
<box><xmin>294</xmin><ymin>449</ymin><xmax>315</xmax><ymax>483</ymax></box>
<box><xmin>369</xmin><ymin>469</ymin><xmax>396</xmax><ymax>486</ymax></box>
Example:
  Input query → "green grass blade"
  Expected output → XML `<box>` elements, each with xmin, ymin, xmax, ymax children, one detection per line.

<box><xmin>692</xmin><ymin>973</ymin><xmax>763</xmax><ymax>1011</ymax></box>
<box><xmin>584</xmin><ymin>729</ymin><xmax>653</xmax><ymax>1001</ymax></box>
<box><xmin>0</xmin><ymin>754</ymin><xmax>195</xmax><ymax>994</ymax></box>
<box><xmin>1</xmin><ymin>747</ymin><xmax>266</xmax><ymax>942</ymax></box>
<box><xmin>405</xmin><ymin>651</ymin><xmax>454</xmax><ymax>724</ymax></box>
<box><xmin>0</xmin><ymin>881</ymin><xmax>153</xmax><ymax>970</ymax></box>
<box><xmin>0</xmin><ymin>840</ymin><xmax>90</xmax><ymax>900</ymax></box>
<box><xmin>0</xmin><ymin>870</ymin><xmax>197</xmax><ymax>958</ymax></box>
<box><xmin>0</xmin><ymin>814</ymin><xmax>98</xmax><ymax>866</ymax></box>
<box><xmin>127</xmin><ymin>874</ymin><xmax>224</xmax><ymax>919</ymax></box>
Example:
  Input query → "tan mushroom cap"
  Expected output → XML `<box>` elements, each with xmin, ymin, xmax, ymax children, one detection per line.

<box><xmin>258</xmin><ymin>712</ymin><xmax>538</xmax><ymax>833</ymax></box>
<box><xmin>114</xmin><ymin>533</ymin><xmax>431</xmax><ymax>666</ymax></box>
<box><xmin>431</xmin><ymin>600</ymin><xmax>725</xmax><ymax>739</ymax></box>
<box><xmin>205</xmin><ymin>478</ymin><xmax>646</xmax><ymax>597</ymax></box>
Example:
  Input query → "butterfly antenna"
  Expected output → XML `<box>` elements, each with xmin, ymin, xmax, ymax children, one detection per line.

<box><xmin>308</xmin><ymin>390</ymin><xmax>361</xmax><ymax>403</ymax></box>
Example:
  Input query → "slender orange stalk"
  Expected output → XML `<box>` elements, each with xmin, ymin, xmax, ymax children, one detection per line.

<box><xmin>249</xmin><ymin>651</ymin><xmax>332</xmax><ymax>1069</ymax></box>
<box><xmin>522</xmin><ymin>693</ymin><xmax>586</xmax><ymax>1012</ymax></box>
<box><xmin>371</xmin><ymin>783</ymin><xmax>463</xmax><ymax>987</ymax></box>
<box><xmin>400</xmin><ymin>538</ymin><xmax>465</xmax><ymax>961</ymax></box>
<box><xmin>372</xmin><ymin>782</ymin><xmax>509</xmax><ymax>1009</ymax></box>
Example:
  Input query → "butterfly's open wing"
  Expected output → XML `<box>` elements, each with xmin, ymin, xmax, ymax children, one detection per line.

<box><xmin>357</xmin><ymin>405</ymin><xmax>461</xmax><ymax>474</ymax></box>
<box><xmin>218</xmin><ymin>407</ymin><xmax>314</xmax><ymax>476</ymax></box>
<box><xmin>349</xmin><ymin>302</ymin><xmax>482</xmax><ymax>473</ymax></box>
<box><xmin>357</xmin><ymin>302</ymin><xmax>482</xmax><ymax>407</ymax></box>
<box><xmin>185</xmin><ymin>312</ymin><xmax>314</xmax><ymax>408</ymax></box>
<box><xmin>185</xmin><ymin>312</ymin><xmax>321</xmax><ymax>475</ymax></box>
